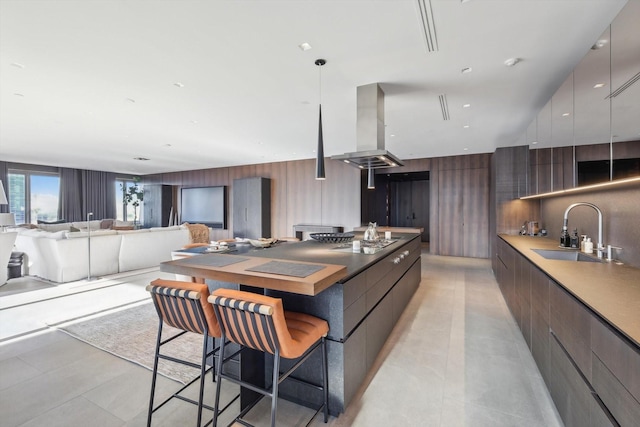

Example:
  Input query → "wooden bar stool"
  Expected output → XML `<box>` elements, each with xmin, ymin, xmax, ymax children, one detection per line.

<box><xmin>208</xmin><ymin>288</ymin><xmax>329</xmax><ymax>427</ymax></box>
<box><xmin>146</xmin><ymin>279</ymin><xmax>237</xmax><ymax>427</ymax></box>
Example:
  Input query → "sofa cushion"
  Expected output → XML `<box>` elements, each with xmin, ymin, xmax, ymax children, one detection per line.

<box><xmin>100</xmin><ymin>219</ymin><xmax>115</xmax><ymax>229</ymax></box>
<box><xmin>38</xmin><ymin>223</ymin><xmax>72</xmax><ymax>232</ymax></box>
<box><xmin>43</xmin><ymin>231</ymin><xmax>68</xmax><ymax>240</ymax></box>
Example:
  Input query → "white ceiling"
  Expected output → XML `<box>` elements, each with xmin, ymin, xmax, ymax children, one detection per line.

<box><xmin>0</xmin><ymin>0</ymin><xmax>631</xmax><ymax>175</ymax></box>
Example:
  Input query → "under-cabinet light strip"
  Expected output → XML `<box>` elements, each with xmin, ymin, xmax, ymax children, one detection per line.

<box><xmin>519</xmin><ymin>177</ymin><xmax>640</xmax><ymax>200</ymax></box>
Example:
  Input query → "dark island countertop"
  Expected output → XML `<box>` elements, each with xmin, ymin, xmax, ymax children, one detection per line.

<box><xmin>499</xmin><ymin>234</ymin><xmax>640</xmax><ymax>348</ymax></box>
<box><xmin>233</xmin><ymin>232</ymin><xmax>420</xmax><ymax>282</ymax></box>
<box><xmin>162</xmin><ymin>232</ymin><xmax>421</xmax><ymax>296</ymax></box>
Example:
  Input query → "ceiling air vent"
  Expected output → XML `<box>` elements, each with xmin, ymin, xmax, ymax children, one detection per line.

<box><xmin>606</xmin><ymin>71</ymin><xmax>640</xmax><ymax>99</ymax></box>
<box><xmin>439</xmin><ymin>94</ymin><xmax>450</xmax><ymax>120</ymax></box>
<box><xmin>416</xmin><ymin>0</ymin><xmax>439</xmax><ymax>53</ymax></box>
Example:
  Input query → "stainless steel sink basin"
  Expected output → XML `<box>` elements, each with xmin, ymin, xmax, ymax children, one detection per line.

<box><xmin>532</xmin><ymin>249</ymin><xmax>602</xmax><ymax>263</ymax></box>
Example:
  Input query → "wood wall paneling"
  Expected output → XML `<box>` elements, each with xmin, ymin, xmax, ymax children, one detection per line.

<box><xmin>464</xmin><ymin>166</ymin><xmax>490</xmax><ymax>258</ymax></box>
<box><xmin>286</xmin><ymin>159</ymin><xmax>322</xmax><ymax>233</ymax></box>
<box><xmin>437</xmin><ymin>167</ymin><xmax>464</xmax><ymax>256</ymax></box>
<box><xmin>321</xmin><ymin>159</ymin><xmax>360</xmax><ymax>232</ymax></box>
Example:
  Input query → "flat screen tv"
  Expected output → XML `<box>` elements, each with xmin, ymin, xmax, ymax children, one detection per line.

<box><xmin>180</xmin><ymin>186</ymin><xmax>227</xmax><ymax>229</ymax></box>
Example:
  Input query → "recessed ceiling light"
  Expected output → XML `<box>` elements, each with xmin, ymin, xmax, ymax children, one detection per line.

<box><xmin>562</xmin><ymin>112</ymin><xmax>570</xmax><ymax>117</ymax></box>
<box><xmin>461</xmin><ymin>67</ymin><xmax>473</xmax><ymax>74</ymax></box>
<box><xmin>463</xmin><ymin>104</ymin><xmax>471</xmax><ymax>108</ymax></box>
<box><xmin>591</xmin><ymin>39</ymin><xmax>608</xmax><ymax>50</ymax></box>
<box><xmin>463</xmin><ymin>125</ymin><xmax>470</xmax><ymax>128</ymax></box>
<box><xmin>532</xmin><ymin>141</ymin><xmax>538</xmax><ymax>145</ymax></box>
<box><xmin>173</xmin><ymin>82</ymin><xmax>184</xmax><ymax>88</ymax></box>
<box><xmin>298</xmin><ymin>42</ymin><xmax>312</xmax><ymax>51</ymax></box>
<box><xmin>463</xmin><ymin>147</ymin><xmax>469</xmax><ymax>151</ymax></box>
<box><xmin>10</xmin><ymin>63</ymin><xmax>25</xmax><ymax>69</ymax></box>
<box><xmin>593</xmin><ymin>83</ymin><xmax>605</xmax><ymax>88</ymax></box>
<box><xmin>390</xmin><ymin>134</ymin><xmax>396</xmax><ymax>137</ymax></box>
<box><xmin>504</xmin><ymin>57</ymin><xmax>521</xmax><ymax>67</ymax></box>
<box><xmin>191</xmin><ymin>120</ymin><xmax>198</xmax><ymax>124</ymax></box>
<box><xmin>13</xmin><ymin>93</ymin><xmax>24</xmax><ymax>97</ymax></box>
<box><xmin>133</xmin><ymin>157</ymin><xmax>150</xmax><ymax>161</ymax></box>
<box><xmin>163</xmin><ymin>144</ymin><xmax>172</xmax><ymax>147</ymax></box>
<box><xmin>125</xmin><ymin>98</ymin><xmax>136</xmax><ymax>103</ymax></box>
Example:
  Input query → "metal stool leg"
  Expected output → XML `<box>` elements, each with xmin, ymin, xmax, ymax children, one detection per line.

<box><xmin>147</xmin><ymin>320</ymin><xmax>163</xmax><ymax>427</ymax></box>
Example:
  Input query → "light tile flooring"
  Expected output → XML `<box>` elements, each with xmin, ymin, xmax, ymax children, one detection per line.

<box><xmin>0</xmin><ymin>252</ymin><xmax>563</xmax><ymax>426</ymax></box>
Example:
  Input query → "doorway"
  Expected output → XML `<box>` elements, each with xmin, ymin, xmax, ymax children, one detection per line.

<box><xmin>361</xmin><ymin>171</ymin><xmax>430</xmax><ymax>242</ymax></box>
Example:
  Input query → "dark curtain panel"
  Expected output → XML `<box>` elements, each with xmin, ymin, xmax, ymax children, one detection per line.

<box><xmin>0</xmin><ymin>161</ymin><xmax>7</xmax><ymax>213</ymax></box>
<box><xmin>59</xmin><ymin>168</ymin><xmax>83</xmax><ymax>222</ymax></box>
<box><xmin>82</xmin><ymin>170</ymin><xmax>116</xmax><ymax>220</ymax></box>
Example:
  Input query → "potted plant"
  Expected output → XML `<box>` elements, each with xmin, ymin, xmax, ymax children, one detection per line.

<box><xmin>121</xmin><ymin>178</ymin><xmax>144</xmax><ymax>227</ymax></box>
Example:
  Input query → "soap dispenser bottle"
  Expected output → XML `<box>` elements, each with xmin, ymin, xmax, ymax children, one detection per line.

<box><xmin>570</xmin><ymin>228</ymin><xmax>579</xmax><ymax>249</ymax></box>
<box><xmin>580</xmin><ymin>235</ymin><xmax>587</xmax><ymax>252</ymax></box>
<box><xmin>560</xmin><ymin>226</ymin><xmax>570</xmax><ymax>248</ymax></box>
<box><xmin>584</xmin><ymin>238</ymin><xmax>594</xmax><ymax>254</ymax></box>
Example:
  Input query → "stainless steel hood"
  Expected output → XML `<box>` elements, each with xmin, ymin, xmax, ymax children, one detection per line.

<box><xmin>331</xmin><ymin>83</ymin><xmax>403</xmax><ymax>169</ymax></box>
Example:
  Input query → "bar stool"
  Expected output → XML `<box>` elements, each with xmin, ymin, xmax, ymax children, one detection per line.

<box><xmin>146</xmin><ymin>279</ymin><xmax>235</xmax><ymax>427</ymax></box>
<box><xmin>208</xmin><ymin>288</ymin><xmax>329</xmax><ymax>427</ymax></box>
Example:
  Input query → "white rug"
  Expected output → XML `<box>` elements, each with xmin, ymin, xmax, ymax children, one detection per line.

<box><xmin>60</xmin><ymin>302</ymin><xmax>207</xmax><ymax>384</ymax></box>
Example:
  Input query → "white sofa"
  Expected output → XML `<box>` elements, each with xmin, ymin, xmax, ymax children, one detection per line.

<box><xmin>14</xmin><ymin>225</ymin><xmax>190</xmax><ymax>283</ymax></box>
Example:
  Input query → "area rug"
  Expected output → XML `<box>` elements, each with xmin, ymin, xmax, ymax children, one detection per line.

<box><xmin>59</xmin><ymin>302</ymin><xmax>205</xmax><ymax>384</ymax></box>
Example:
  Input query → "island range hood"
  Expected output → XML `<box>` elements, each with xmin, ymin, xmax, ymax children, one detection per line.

<box><xmin>331</xmin><ymin>83</ymin><xmax>403</xmax><ymax>169</ymax></box>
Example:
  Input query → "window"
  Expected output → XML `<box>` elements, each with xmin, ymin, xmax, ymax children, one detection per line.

<box><xmin>8</xmin><ymin>171</ymin><xmax>61</xmax><ymax>224</ymax></box>
<box><xmin>116</xmin><ymin>178</ymin><xmax>144</xmax><ymax>223</ymax></box>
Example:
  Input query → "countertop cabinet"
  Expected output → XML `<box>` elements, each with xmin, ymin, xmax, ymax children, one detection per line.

<box><xmin>266</xmin><ymin>236</ymin><xmax>421</xmax><ymax>413</ymax></box>
<box><xmin>495</xmin><ymin>236</ymin><xmax>640</xmax><ymax>426</ymax></box>
<box><xmin>232</xmin><ymin>177</ymin><xmax>271</xmax><ymax>239</ymax></box>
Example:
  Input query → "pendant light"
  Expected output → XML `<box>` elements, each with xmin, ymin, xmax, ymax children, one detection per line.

<box><xmin>315</xmin><ymin>59</ymin><xmax>326</xmax><ymax>180</ymax></box>
<box><xmin>367</xmin><ymin>161</ymin><xmax>375</xmax><ymax>189</ymax></box>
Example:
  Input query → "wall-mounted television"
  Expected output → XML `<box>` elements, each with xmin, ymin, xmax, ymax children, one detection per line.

<box><xmin>180</xmin><ymin>186</ymin><xmax>227</xmax><ymax>229</ymax></box>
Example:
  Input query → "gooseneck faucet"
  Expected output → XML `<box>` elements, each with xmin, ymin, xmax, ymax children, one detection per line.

<box><xmin>563</xmin><ymin>202</ymin><xmax>604</xmax><ymax>258</ymax></box>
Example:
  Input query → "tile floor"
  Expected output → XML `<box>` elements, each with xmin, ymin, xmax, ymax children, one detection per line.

<box><xmin>0</xmin><ymin>252</ymin><xmax>563</xmax><ymax>426</ymax></box>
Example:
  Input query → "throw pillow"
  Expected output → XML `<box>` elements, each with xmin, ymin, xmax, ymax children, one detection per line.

<box><xmin>69</xmin><ymin>226</ymin><xmax>81</xmax><ymax>232</ymax></box>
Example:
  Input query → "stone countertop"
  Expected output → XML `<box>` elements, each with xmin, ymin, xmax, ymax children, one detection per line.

<box><xmin>183</xmin><ymin>232</ymin><xmax>420</xmax><ymax>283</ymax></box>
<box><xmin>499</xmin><ymin>234</ymin><xmax>640</xmax><ymax>348</ymax></box>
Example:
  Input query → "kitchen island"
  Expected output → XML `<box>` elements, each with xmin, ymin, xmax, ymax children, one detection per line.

<box><xmin>161</xmin><ymin>232</ymin><xmax>422</xmax><ymax>414</ymax></box>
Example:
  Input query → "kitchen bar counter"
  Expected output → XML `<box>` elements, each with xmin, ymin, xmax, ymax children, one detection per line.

<box><xmin>499</xmin><ymin>234</ymin><xmax>640</xmax><ymax>347</ymax></box>
<box><xmin>162</xmin><ymin>232</ymin><xmax>422</xmax><ymax>414</ymax></box>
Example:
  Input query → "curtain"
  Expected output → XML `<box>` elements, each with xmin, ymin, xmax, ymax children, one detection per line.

<box><xmin>82</xmin><ymin>170</ymin><xmax>116</xmax><ymax>220</ymax></box>
<box><xmin>0</xmin><ymin>161</ymin><xmax>7</xmax><ymax>213</ymax></box>
<box><xmin>59</xmin><ymin>168</ymin><xmax>83</xmax><ymax>221</ymax></box>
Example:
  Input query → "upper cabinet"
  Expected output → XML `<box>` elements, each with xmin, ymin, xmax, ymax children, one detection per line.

<box><xmin>525</xmin><ymin>1</ymin><xmax>640</xmax><ymax>196</ymax></box>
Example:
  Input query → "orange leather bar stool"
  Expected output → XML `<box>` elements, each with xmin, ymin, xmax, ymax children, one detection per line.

<box><xmin>208</xmin><ymin>289</ymin><xmax>329</xmax><ymax>427</ymax></box>
<box><xmin>146</xmin><ymin>279</ymin><xmax>237</xmax><ymax>427</ymax></box>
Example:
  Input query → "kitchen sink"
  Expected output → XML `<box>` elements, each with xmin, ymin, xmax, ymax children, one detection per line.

<box><xmin>532</xmin><ymin>249</ymin><xmax>602</xmax><ymax>263</ymax></box>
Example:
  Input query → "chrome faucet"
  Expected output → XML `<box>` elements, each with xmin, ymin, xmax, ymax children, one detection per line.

<box><xmin>563</xmin><ymin>202</ymin><xmax>605</xmax><ymax>258</ymax></box>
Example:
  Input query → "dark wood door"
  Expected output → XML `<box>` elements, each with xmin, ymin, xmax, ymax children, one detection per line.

<box><xmin>390</xmin><ymin>179</ymin><xmax>430</xmax><ymax>242</ymax></box>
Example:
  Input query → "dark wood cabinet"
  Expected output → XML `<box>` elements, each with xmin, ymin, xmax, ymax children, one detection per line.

<box><xmin>515</xmin><ymin>255</ymin><xmax>532</xmax><ymax>348</ymax></box>
<box><xmin>548</xmin><ymin>333</ymin><xmax>615</xmax><ymax>427</ymax></box>
<box><xmin>232</xmin><ymin>177</ymin><xmax>271</xmax><ymax>239</ymax></box>
<box><xmin>530</xmin><ymin>266</ymin><xmax>550</xmax><ymax>382</ymax></box>
<box><xmin>494</xmin><ymin>236</ymin><xmax>639</xmax><ymax>426</ymax></box>
<box><xmin>437</xmin><ymin>166</ymin><xmax>489</xmax><ymax>258</ymax></box>
<box><xmin>143</xmin><ymin>184</ymin><xmax>172</xmax><ymax>228</ymax></box>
